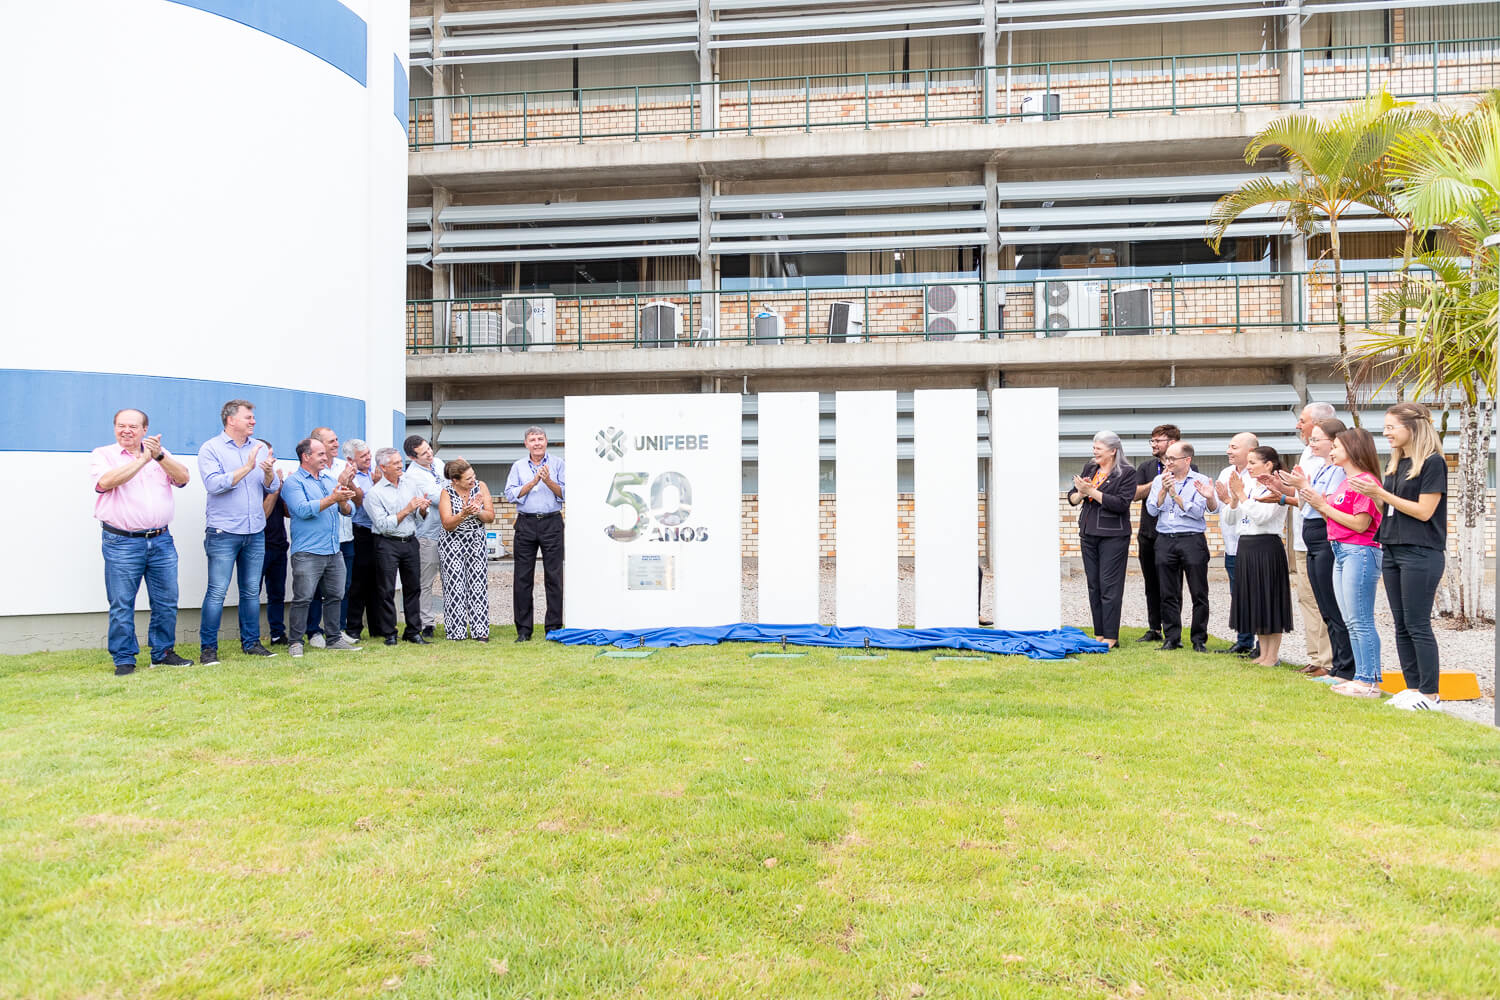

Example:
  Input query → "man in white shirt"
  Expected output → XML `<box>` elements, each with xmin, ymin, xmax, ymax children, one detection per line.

<box><xmin>404</xmin><ymin>434</ymin><xmax>446</xmax><ymax>639</ymax></box>
<box><xmin>1292</xmin><ymin>402</ymin><xmax>1335</xmax><ymax>672</ymax></box>
<box><xmin>1214</xmin><ymin>432</ymin><xmax>1259</xmax><ymax>656</ymax></box>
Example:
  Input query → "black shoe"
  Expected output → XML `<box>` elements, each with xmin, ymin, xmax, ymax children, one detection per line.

<box><xmin>1192</xmin><ymin>642</ymin><xmax>1208</xmax><ymax>653</ymax></box>
<box><xmin>200</xmin><ymin>646</ymin><xmax>220</xmax><ymax>665</ymax></box>
<box><xmin>473</xmin><ymin>635</ymin><xmax>490</xmax><ymax>643</ymax></box>
<box><xmin>1215</xmin><ymin>645</ymin><xmax>1250</xmax><ymax>655</ymax></box>
<box><xmin>422</xmin><ymin>625</ymin><xmax>435</xmax><ymax>639</ymax></box>
<box><xmin>404</xmin><ymin>634</ymin><xmax>429</xmax><ymax>645</ymax></box>
<box><xmin>243</xmin><ymin>643</ymin><xmax>276</xmax><ymax>658</ymax></box>
<box><xmin>268</xmin><ymin>634</ymin><xmax>288</xmax><ymax>646</ymax></box>
<box><xmin>384</xmin><ymin>635</ymin><xmax>399</xmax><ymax>646</ymax></box>
<box><xmin>114</xmin><ymin>663</ymin><xmax>136</xmax><ymax>676</ymax></box>
<box><xmin>1137</xmin><ymin>631</ymin><xmax>1163</xmax><ymax>643</ymax></box>
<box><xmin>1159</xmin><ymin>641</ymin><xmax>1183</xmax><ymax>651</ymax></box>
<box><xmin>514</xmin><ymin>632</ymin><xmax>532</xmax><ymax>643</ymax></box>
<box><xmin>1240</xmin><ymin>646</ymin><xmax>1261</xmax><ymax>658</ymax></box>
<box><xmin>152</xmin><ymin>650</ymin><xmax>194</xmax><ymax>667</ymax></box>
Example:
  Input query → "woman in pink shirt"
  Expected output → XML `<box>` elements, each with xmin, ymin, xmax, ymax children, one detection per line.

<box><xmin>1300</xmin><ymin>428</ymin><xmax>1384</xmax><ymax>698</ymax></box>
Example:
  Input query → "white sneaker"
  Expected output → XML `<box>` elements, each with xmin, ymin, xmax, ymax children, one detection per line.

<box><xmin>340</xmin><ymin>632</ymin><xmax>361</xmax><ymax>645</ymax></box>
<box><xmin>1389</xmin><ymin>689</ymin><xmax>1441</xmax><ymax>711</ymax></box>
<box><xmin>289</xmin><ymin>642</ymin><xmax>304</xmax><ymax>658</ymax></box>
<box><xmin>325</xmin><ymin>636</ymin><xmax>363</xmax><ymax>651</ymax></box>
<box><xmin>309</xmin><ymin>633</ymin><xmax>327</xmax><ymax>649</ymax></box>
<box><xmin>1387</xmin><ymin>689</ymin><xmax>1420</xmax><ymax>709</ymax></box>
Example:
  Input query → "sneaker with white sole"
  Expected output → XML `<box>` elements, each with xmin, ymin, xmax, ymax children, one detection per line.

<box><xmin>340</xmin><ymin>632</ymin><xmax>361</xmax><ymax>645</ymax></box>
<box><xmin>309</xmin><ymin>633</ymin><xmax>327</xmax><ymax>649</ymax></box>
<box><xmin>289</xmin><ymin>641</ymin><xmax>304</xmax><ymax>658</ymax></box>
<box><xmin>1389</xmin><ymin>689</ymin><xmax>1440</xmax><ymax>710</ymax></box>
<box><xmin>325</xmin><ymin>636</ymin><xmax>362</xmax><ymax>651</ymax></box>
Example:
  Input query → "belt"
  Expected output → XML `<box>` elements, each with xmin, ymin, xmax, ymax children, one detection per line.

<box><xmin>1158</xmin><ymin>530</ymin><xmax>1204</xmax><ymax>537</ymax></box>
<box><xmin>376</xmin><ymin>532</ymin><xmax>416</xmax><ymax>540</ymax></box>
<box><xmin>103</xmin><ymin>523</ymin><xmax>166</xmax><ymax>539</ymax></box>
<box><xmin>518</xmin><ymin>511</ymin><xmax>561</xmax><ymax>520</ymax></box>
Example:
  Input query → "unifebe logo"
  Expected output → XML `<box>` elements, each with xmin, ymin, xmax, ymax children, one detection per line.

<box><xmin>595</xmin><ymin>426</ymin><xmax>625</xmax><ymax>460</ymax></box>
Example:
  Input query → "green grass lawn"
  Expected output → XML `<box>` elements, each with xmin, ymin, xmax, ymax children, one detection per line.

<box><xmin>2</xmin><ymin>630</ymin><xmax>1498</xmax><ymax>999</ymax></box>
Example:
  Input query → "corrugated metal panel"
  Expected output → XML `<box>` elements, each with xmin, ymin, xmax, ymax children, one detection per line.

<box><xmin>715</xmin><ymin>187</ymin><xmax>985</xmax><ymax>212</ymax></box>
<box><xmin>716</xmin><ymin>210</ymin><xmax>987</xmax><ymax>237</ymax></box>
<box><xmin>710</xmin><ymin>232</ymin><xmax>984</xmax><ymax>253</ymax></box>
<box><xmin>443</xmin><ymin>198</ymin><xmax>699</xmax><ymax>225</ymax></box>
<box><xmin>997</xmin><ymin>173</ymin><xmax>1291</xmax><ymax>200</ymax></box>
<box><xmin>435</xmin><ymin>243</ymin><xmax>702</xmax><ymax>264</ymax></box>
<box><xmin>440</xmin><ymin>222</ymin><xmax>700</xmax><ymax>248</ymax></box>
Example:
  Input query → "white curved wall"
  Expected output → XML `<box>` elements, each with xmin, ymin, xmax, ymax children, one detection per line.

<box><xmin>0</xmin><ymin>0</ymin><xmax>407</xmax><ymax>629</ymax></box>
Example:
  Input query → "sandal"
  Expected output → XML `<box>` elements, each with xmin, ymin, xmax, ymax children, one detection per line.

<box><xmin>1332</xmin><ymin>681</ymin><xmax>1382</xmax><ymax>698</ymax></box>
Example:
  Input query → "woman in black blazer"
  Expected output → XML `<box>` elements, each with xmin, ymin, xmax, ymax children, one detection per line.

<box><xmin>1068</xmin><ymin>430</ymin><xmax>1139</xmax><ymax>648</ymax></box>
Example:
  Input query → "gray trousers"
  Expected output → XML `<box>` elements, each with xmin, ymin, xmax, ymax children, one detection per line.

<box><xmin>288</xmin><ymin>551</ymin><xmax>347</xmax><ymax>643</ymax></box>
<box><xmin>417</xmin><ymin>535</ymin><xmax>441</xmax><ymax>627</ymax></box>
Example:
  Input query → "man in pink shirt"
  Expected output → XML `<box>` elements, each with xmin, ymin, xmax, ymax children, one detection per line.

<box><xmin>90</xmin><ymin>408</ymin><xmax>193</xmax><ymax>675</ymax></box>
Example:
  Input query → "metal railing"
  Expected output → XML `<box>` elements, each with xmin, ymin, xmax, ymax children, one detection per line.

<box><xmin>405</xmin><ymin>269</ymin><xmax>1412</xmax><ymax>353</ymax></box>
<box><xmin>409</xmin><ymin>37</ymin><xmax>1499</xmax><ymax>149</ymax></box>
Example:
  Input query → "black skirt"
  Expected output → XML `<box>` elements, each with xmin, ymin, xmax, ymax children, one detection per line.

<box><xmin>1230</xmin><ymin>534</ymin><xmax>1293</xmax><ymax>635</ymax></box>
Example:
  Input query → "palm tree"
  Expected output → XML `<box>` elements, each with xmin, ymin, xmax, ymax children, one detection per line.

<box><xmin>1206</xmin><ymin>90</ymin><xmax>1430</xmax><ymax>425</ymax></box>
<box><xmin>1357</xmin><ymin>91</ymin><xmax>1500</xmax><ymax>624</ymax></box>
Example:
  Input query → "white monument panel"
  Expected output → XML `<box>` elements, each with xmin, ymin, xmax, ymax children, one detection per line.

<box><xmin>835</xmin><ymin>391</ymin><xmax>898</xmax><ymax>628</ymax></box>
<box><xmin>914</xmin><ymin>389</ymin><xmax>979</xmax><ymax>627</ymax></box>
<box><xmin>756</xmin><ymin>393</ymin><xmax>821</xmax><ymax>623</ymax></box>
<box><xmin>989</xmin><ymin>387</ymin><xmax>1062</xmax><ymax>629</ymax></box>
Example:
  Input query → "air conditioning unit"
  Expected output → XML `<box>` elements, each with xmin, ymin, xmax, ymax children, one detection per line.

<box><xmin>1020</xmin><ymin>92</ymin><xmax>1061</xmax><ymax>121</ymax></box>
<box><xmin>1109</xmin><ymin>284</ymin><xmax>1154</xmax><ymax>336</ymax></box>
<box><xmin>827</xmin><ymin>300</ymin><xmax>865</xmax><ymax>343</ymax></box>
<box><xmin>500</xmin><ymin>294</ymin><xmax>556</xmax><ymax>352</ymax></box>
<box><xmin>752</xmin><ymin>307</ymin><xmax>784</xmax><ymax>345</ymax></box>
<box><xmin>449</xmin><ymin>309</ymin><xmax>502</xmax><ymax>348</ymax></box>
<box><xmin>1035</xmin><ymin>279</ymin><xmax>1102</xmax><ymax>337</ymax></box>
<box><xmin>639</xmin><ymin>300</ymin><xmax>681</xmax><ymax>348</ymax></box>
<box><xmin>923</xmin><ymin>284</ymin><xmax>981</xmax><ymax>341</ymax></box>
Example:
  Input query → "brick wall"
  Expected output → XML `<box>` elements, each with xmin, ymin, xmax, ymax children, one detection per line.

<box><xmin>409</xmin><ymin>56</ymin><xmax>1497</xmax><ymax>149</ymax></box>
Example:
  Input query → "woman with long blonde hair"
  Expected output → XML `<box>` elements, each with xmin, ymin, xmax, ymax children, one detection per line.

<box><xmin>1347</xmin><ymin>402</ymin><xmax>1448</xmax><ymax>710</ymax></box>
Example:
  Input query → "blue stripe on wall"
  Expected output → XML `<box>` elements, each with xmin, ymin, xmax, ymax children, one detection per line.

<box><xmin>393</xmin><ymin>53</ymin><xmax>409</xmax><ymax>128</ymax></box>
<box><xmin>164</xmin><ymin>0</ymin><xmax>368</xmax><ymax>86</ymax></box>
<box><xmin>0</xmin><ymin>370</ymin><xmax>367</xmax><ymax>460</ymax></box>
<box><xmin>393</xmin><ymin>410</ymin><xmax>407</xmax><ymax>451</ymax></box>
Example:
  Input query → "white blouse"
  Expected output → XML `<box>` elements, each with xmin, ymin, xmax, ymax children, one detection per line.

<box><xmin>1237</xmin><ymin>484</ymin><xmax>1288</xmax><ymax>536</ymax></box>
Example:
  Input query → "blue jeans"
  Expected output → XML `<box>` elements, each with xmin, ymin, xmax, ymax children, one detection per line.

<box><xmin>1223</xmin><ymin>554</ymin><xmax>1255</xmax><ymax>648</ymax></box>
<box><xmin>1331</xmin><ymin>541</ymin><xmax>1384</xmax><ymax>685</ymax></box>
<box><xmin>306</xmin><ymin>539</ymin><xmax>355</xmax><ymax>635</ymax></box>
<box><xmin>102</xmin><ymin>528</ymin><xmax>180</xmax><ymax>665</ymax></box>
<box><xmin>200</xmin><ymin>529</ymin><xmax>265</xmax><ymax>651</ymax></box>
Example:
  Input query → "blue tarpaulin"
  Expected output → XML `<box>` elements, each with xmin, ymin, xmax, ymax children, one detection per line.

<box><xmin>545</xmin><ymin>623</ymin><xmax>1107</xmax><ymax>659</ymax></box>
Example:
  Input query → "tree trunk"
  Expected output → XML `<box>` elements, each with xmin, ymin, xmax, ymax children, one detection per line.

<box><xmin>1328</xmin><ymin>225</ymin><xmax>1361</xmax><ymax>426</ymax></box>
<box><xmin>1452</xmin><ymin>400</ymin><xmax>1490</xmax><ymax>626</ymax></box>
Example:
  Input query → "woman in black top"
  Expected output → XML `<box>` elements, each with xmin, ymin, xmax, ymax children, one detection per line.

<box><xmin>1348</xmin><ymin>402</ymin><xmax>1448</xmax><ymax>710</ymax></box>
<box><xmin>1068</xmin><ymin>430</ymin><xmax>1138</xmax><ymax>648</ymax></box>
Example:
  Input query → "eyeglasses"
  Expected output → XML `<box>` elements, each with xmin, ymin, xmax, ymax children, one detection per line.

<box><xmin>1164</xmin><ymin>453</ymin><xmax>1189</xmax><ymax>462</ymax></box>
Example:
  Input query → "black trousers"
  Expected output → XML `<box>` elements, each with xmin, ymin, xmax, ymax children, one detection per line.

<box><xmin>1137</xmin><ymin>531</ymin><xmax>1162</xmax><ymax>631</ymax></box>
<box><xmin>1155</xmin><ymin>532</ymin><xmax>1210</xmax><ymax>646</ymax></box>
<box><xmin>513</xmin><ymin>513</ymin><xmax>564</xmax><ymax>635</ymax></box>
<box><xmin>1382</xmin><ymin>543</ymin><xmax>1444</xmax><ymax>696</ymax></box>
<box><xmin>261</xmin><ymin>543</ymin><xmax>288</xmax><ymax>639</ymax></box>
<box><xmin>1302</xmin><ymin>519</ymin><xmax>1355</xmax><ymax>678</ymax></box>
<box><xmin>345</xmin><ymin>525</ymin><xmax>378</xmax><ymax>637</ymax></box>
<box><xmin>373</xmin><ymin>534</ymin><xmax>423</xmax><ymax>639</ymax></box>
<box><xmin>1081</xmin><ymin>532</ymin><xmax>1130</xmax><ymax>641</ymax></box>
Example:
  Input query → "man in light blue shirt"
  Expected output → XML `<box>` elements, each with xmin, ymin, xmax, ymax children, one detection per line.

<box><xmin>405</xmin><ymin>434</ymin><xmax>446</xmax><ymax>639</ymax></box>
<box><xmin>281</xmin><ymin>437</ymin><xmax>360</xmax><ymax>657</ymax></box>
<box><xmin>196</xmin><ymin>399</ymin><xmax>279</xmax><ymax>663</ymax></box>
<box><xmin>503</xmin><ymin>425</ymin><xmax>565</xmax><ymax>641</ymax></box>
<box><xmin>343</xmin><ymin>439</ymin><xmax>379</xmax><ymax>640</ymax></box>
<box><xmin>1144</xmin><ymin>441</ymin><xmax>1219</xmax><ymax>652</ymax></box>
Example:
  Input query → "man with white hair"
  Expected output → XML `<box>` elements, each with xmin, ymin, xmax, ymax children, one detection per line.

<box><xmin>364</xmin><ymin>446</ymin><xmax>431</xmax><ymax>645</ymax></box>
<box><xmin>1293</xmin><ymin>401</ymin><xmax>1336</xmax><ymax>673</ymax></box>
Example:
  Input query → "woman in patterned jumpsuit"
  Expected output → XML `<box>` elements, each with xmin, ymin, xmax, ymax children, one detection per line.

<box><xmin>437</xmin><ymin>458</ymin><xmax>495</xmax><ymax>641</ymax></box>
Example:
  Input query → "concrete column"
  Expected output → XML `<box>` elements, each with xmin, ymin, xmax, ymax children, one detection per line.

<box><xmin>984</xmin><ymin>368</ymin><xmax>1001</xmax><ymax>582</ymax></box>
<box><xmin>431</xmin><ymin>185</ymin><xmax>451</xmax><ymax>347</ymax></box>
<box><xmin>983</xmin><ymin>162</ymin><xmax>1001</xmax><ymax>337</ymax></box>
<box><xmin>1280</xmin><ymin>2</ymin><xmax>1303</xmax><ymax>109</ymax></box>
<box><xmin>699</xmin><ymin>176</ymin><xmax>715</xmax><ymax>343</ymax></box>
<box><xmin>982</xmin><ymin>0</ymin><xmax>997</xmax><ymax>121</ymax></box>
<box><xmin>1288</xmin><ymin>228</ymin><xmax>1308</xmax><ymax>333</ymax></box>
<box><xmin>1290</xmin><ymin>363</ymin><xmax>1309</xmax><ymax>409</ymax></box>
<box><xmin>431</xmin><ymin>0</ymin><xmax>452</xmax><ymax>146</ymax></box>
<box><xmin>698</xmin><ymin>0</ymin><xmax>716</xmax><ymax>136</ymax></box>
<box><xmin>430</xmin><ymin>382</ymin><xmax>448</xmax><ymax>450</ymax></box>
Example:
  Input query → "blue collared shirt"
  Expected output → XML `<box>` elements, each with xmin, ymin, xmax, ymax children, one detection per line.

<box><xmin>198</xmin><ymin>432</ymin><xmax>274</xmax><ymax>534</ymax></box>
<box><xmin>504</xmin><ymin>453</ymin><xmax>566</xmax><ymax>514</ymax></box>
<box><xmin>1300</xmin><ymin>461</ymin><xmax>1346</xmax><ymax>522</ymax></box>
<box><xmin>408</xmin><ymin>460</ymin><xmax>448</xmax><ymax>540</ymax></box>
<box><xmin>350</xmin><ymin>470</ymin><xmax>376</xmax><ymax>528</ymax></box>
<box><xmin>1145</xmin><ymin>470</ymin><xmax>1214</xmax><ymax>534</ymax></box>
<box><xmin>282</xmin><ymin>466</ymin><xmax>343</xmax><ymax>555</ymax></box>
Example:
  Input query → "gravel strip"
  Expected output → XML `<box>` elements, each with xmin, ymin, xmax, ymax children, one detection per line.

<box><xmin>457</xmin><ymin>559</ymin><xmax>1495</xmax><ymax>728</ymax></box>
